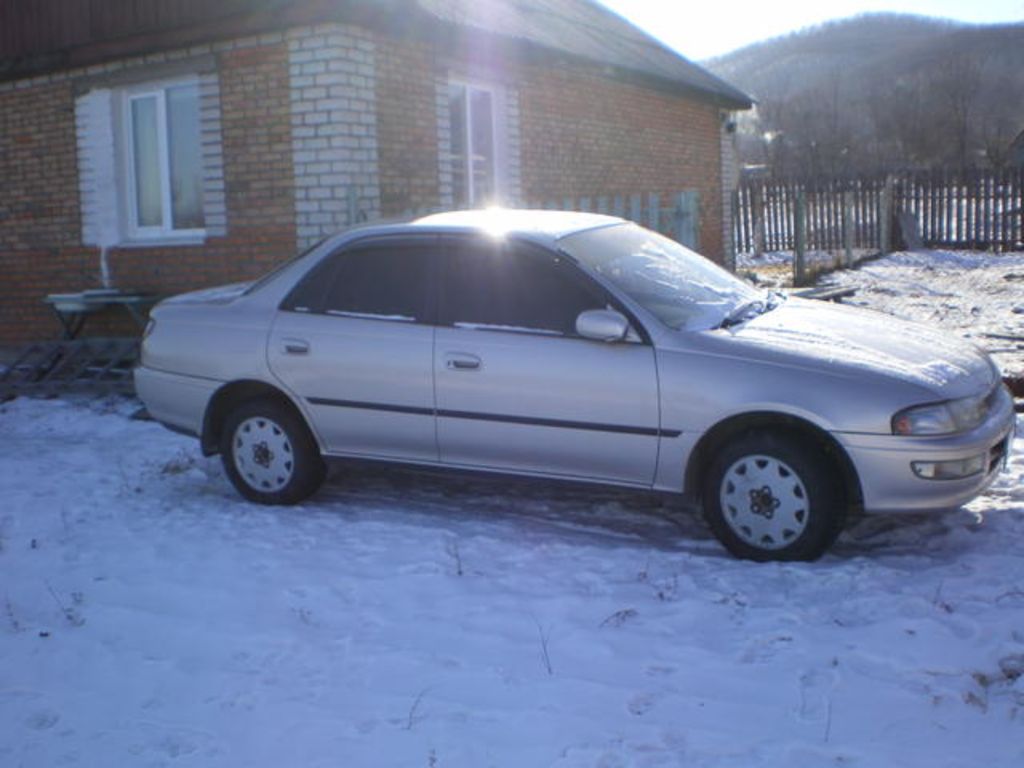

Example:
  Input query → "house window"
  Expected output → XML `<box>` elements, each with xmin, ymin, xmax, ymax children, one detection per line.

<box><xmin>125</xmin><ymin>81</ymin><xmax>204</xmax><ymax>236</ymax></box>
<box><xmin>449</xmin><ymin>83</ymin><xmax>497</xmax><ymax>207</ymax></box>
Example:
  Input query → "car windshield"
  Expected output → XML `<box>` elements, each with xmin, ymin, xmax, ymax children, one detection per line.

<box><xmin>559</xmin><ymin>223</ymin><xmax>764</xmax><ymax>330</ymax></box>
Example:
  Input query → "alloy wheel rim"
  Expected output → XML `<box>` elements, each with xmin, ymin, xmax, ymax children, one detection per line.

<box><xmin>720</xmin><ymin>454</ymin><xmax>809</xmax><ymax>550</ymax></box>
<box><xmin>233</xmin><ymin>416</ymin><xmax>295</xmax><ymax>492</ymax></box>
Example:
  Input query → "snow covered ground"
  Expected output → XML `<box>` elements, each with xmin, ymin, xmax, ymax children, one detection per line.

<box><xmin>2</xmin><ymin>395</ymin><xmax>1023</xmax><ymax>767</ymax></box>
<box><xmin>736</xmin><ymin>248</ymin><xmax>877</xmax><ymax>272</ymax></box>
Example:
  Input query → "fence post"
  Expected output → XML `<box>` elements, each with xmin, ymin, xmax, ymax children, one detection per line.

<box><xmin>794</xmin><ymin>191</ymin><xmax>807</xmax><ymax>286</ymax></box>
<box><xmin>878</xmin><ymin>175</ymin><xmax>894</xmax><ymax>256</ymax></box>
<box><xmin>843</xmin><ymin>190</ymin><xmax>854</xmax><ymax>266</ymax></box>
<box><xmin>729</xmin><ymin>189</ymin><xmax>739</xmax><ymax>272</ymax></box>
<box><xmin>753</xmin><ymin>186</ymin><xmax>765</xmax><ymax>257</ymax></box>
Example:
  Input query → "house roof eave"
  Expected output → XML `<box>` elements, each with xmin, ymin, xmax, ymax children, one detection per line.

<box><xmin>0</xmin><ymin>0</ymin><xmax>753</xmax><ymax>111</ymax></box>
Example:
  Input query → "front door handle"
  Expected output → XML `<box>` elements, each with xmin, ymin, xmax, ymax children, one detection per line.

<box><xmin>445</xmin><ymin>353</ymin><xmax>481</xmax><ymax>371</ymax></box>
<box><xmin>282</xmin><ymin>338</ymin><xmax>310</xmax><ymax>355</ymax></box>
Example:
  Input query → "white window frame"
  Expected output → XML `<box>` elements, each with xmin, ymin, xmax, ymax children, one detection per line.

<box><xmin>122</xmin><ymin>78</ymin><xmax>206</xmax><ymax>241</ymax></box>
<box><xmin>449</xmin><ymin>80</ymin><xmax>501</xmax><ymax>207</ymax></box>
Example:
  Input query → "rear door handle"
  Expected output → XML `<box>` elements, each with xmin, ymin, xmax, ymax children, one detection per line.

<box><xmin>282</xmin><ymin>338</ymin><xmax>309</xmax><ymax>355</ymax></box>
<box><xmin>445</xmin><ymin>353</ymin><xmax>481</xmax><ymax>371</ymax></box>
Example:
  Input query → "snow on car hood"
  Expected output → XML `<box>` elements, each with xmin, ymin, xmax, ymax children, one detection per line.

<box><xmin>159</xmin><ymin>282</ymin><xmax>252</xmax><ymax>306</ymax></box>
<box><xmin>728</xmin><ymin>297</ymin><xmax>996</xmax><ymax>398</ymax></box>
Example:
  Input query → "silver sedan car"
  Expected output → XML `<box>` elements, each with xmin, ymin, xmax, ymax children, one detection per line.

<box><xmin>135</xmin><ymin>210</ymin><xmax>1016</xmax><ymax>561</ymax></box>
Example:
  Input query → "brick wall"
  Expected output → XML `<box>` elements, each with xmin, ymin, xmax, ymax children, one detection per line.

<box><xmin>0</xmin><ymin>37</ymin><xmax>297</xmax><ymax>343</ymax></box>
<box><xmin>0</xmin><ymin>81</ymin><xmax>98</xmax><ymax>341</ymax></box>
<box><xmin>720</xmin><ymin>118</ymin><xmax>740</xmax><ymax>269</ymax></box>
<box><xmin>376</xmin><ymin>35</ymin><xmax>442</xmax><ymax>216</ymax></box>
<box><xmin>518</xmin><ymin>62</ymin><xmax>726</xmax><ymax>261</ymax></box>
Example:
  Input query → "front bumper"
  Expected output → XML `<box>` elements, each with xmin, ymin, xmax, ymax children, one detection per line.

<box><xmin>838</xmin><ymin>385</ymin><xmax>1016</xmax><ymax>513</ymax></box>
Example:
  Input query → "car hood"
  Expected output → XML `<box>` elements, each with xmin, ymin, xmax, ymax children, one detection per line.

<box><xmin>158</xmin><ymin>282</ymin><xmax>252</xmax><ymax>307</ymax></box>
<box><xmin>724</xmin><ymin>297</ymin><xmax>996</xmax><ymax>399</ymax></box>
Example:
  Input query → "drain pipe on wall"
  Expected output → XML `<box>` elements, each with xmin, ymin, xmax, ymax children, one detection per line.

<box><xmin>100</xmin><ymin>245</ymin><xmax>112</xmax><ymax>289</ymax></box>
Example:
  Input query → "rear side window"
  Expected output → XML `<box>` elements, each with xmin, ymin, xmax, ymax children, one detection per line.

<box><xmin>441</xmin><ymin>240</ymin><xmax>605</xmax><ymax>336</ymax></box>
<box><xmin>283</xmin><ymin>242</ymin><xmax>433</xmax><ymax>322</ymax></box>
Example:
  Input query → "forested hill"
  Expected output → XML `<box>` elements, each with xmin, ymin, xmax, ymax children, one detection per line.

<box><xmin>704</xmin><ymin>14</ymin><xmax>1024</xmax><ymax>174</ymax></box>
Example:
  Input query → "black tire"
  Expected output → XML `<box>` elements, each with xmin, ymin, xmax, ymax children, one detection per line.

<box><xmin>702</xmin><ymin>431</ymin><xmax>846</xmax><ymax>561</ymax></box>
<box><xmin>220</xmin><ymin>397</ymin><xmax>326</xmax><ymax>505</ymax></box>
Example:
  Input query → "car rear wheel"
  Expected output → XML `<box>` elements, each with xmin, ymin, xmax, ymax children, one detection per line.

<box><xmin>220</xmin><ymin>397</ymin><xmax>325</xmax><ymax>505</ymax></box>
<box><xmin>702</xmin><ymin>431</ymin><xmax>845</xmax><ymax>561</ymax></box>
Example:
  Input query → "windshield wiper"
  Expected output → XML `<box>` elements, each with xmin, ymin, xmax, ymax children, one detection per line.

<box><xmin>719</xmin><ymin>299</ymin><xmax>765</xmax><ymax>328</ymax></box>
<box><xmin>719</xmin><ymin>291</ymin><xmax>785</xmax><ymax>329</ymax></box>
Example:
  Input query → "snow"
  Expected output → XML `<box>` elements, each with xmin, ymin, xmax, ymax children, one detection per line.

<box><xmin>2</xmin><ymin>395</ymin><xmax>1023</xmax><ymax>767</ymax></box>
<box><xmin>736</xmin><ymin>249</ymin><xmax>877</xmax><ymax>271</ymax></box>
<box><xmin>162</xmin><ymin>282</ymin><xmax>251</xmax><ymax>305</ymax></box>
<box><xmin>454</xmin><ymin>322</ymin><xmax>563</xmax><ymax>336</ymax></box>
<box><xmin>326</xmin><ymin>310</ymin><xmax>416</xmax><ymax>323</ymax></box>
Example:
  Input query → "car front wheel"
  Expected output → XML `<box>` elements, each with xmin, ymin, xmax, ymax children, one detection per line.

<box><xmin>220</xmin><ymin>397</ymin><xmax>326</xmax><ymax>505</ymax></box>
<box><xmin>702</xmin><ymin>431</ymin><xmax>845</xmax><ymax>561</ymax></box>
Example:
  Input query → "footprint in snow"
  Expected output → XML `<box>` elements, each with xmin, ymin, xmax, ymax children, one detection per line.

<box><xmin>645</xmin><ymin>665</ymin><xmax>675</xmax><ymax>678</ymax></box>
<box><xmin>739</xmin><ymin>633</ymin><xmax>794</xmax><ymax>664</ymax></box>
<box><xmin>25</xmin><ymin>710</ymin><xmax>60</xmax><ymax>730</ymax></box>
<box><xmin>156</xmin><ymin>735</ymin><xmax>198</xmax><ymax>759</ymax></box>
<box><xmin>628</xmin><ymin>692</ymin><xmax>657</xmax><ymax>716</ymax></box>
<box><xmin>798</xmin><ymin>664</ymin><xmax>839</xmax><ymax>722</ymax></box>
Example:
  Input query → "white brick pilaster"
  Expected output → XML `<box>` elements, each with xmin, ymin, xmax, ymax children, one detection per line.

<box><xmin>288</xmin><ymin>24</ymin><xmax>381</xmax><ymax>249</ymax></box>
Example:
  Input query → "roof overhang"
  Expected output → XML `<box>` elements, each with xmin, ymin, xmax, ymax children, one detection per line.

<box><xmin>0</xmin><ymin>0</ymin><xmax>752</xmax><ymax>110</ymax></box>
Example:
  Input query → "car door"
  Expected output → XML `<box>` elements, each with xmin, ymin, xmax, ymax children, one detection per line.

<box><xmin>434</xmin><ymin>236</ymin><xmax>661</xmax><ymax>485</ymax></box>
<box><xmin>267</xmin><ymin>236</ymin><xmax>438</xmax><ymax>462</ymax></box>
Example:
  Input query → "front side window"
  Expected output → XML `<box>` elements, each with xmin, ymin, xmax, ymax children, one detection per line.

<box><xmin>126</xmin><ymin>81</ymin><xmax>204</xmax><ymax>236</ymax></box>
<box><xmin>441</xmin><ymin>241</ymin><xmax>605</xmax><ymax>336</ymax></box>
<box><xmin>449</xmin><ymin>83</ymin><xmax>496</xmax><ymax>207</ymax></box>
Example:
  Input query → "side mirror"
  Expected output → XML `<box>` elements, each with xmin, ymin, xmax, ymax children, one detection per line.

<box><xmin>576</xmin><ymin>309</ymin><xmax>630</xmax><ymax>342</ymax></box>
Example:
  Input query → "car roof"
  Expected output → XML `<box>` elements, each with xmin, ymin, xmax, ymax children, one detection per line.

<box><xmin>309</xmin><ymin>208</ymin><xmax>627</xmax><ymax>256</ymax></box>
<box><xmin>410</xmin><ymin>209</ymin><xmax>624</xmax><ymax>242</ymax></box>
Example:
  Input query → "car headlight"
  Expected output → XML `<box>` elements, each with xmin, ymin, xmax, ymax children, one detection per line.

<box><xmin>892</xmin><ymin>392</ymin><xmax>989</xmax><ymax>436</ymax></box>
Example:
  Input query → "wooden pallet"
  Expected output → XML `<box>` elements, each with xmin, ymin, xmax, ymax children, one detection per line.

<box><xmin>0</xmin><ymin>337</ymin><xmax>138</xmax><ymax>399</ymax></box>
<box><xmin>792</xmin><ymin>285</ymin><xmax>858</xmax><ymax>302</ymax></box>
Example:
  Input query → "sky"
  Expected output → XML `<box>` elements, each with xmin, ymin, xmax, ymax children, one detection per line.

<box><xmin>597</xmin><ymin>0</ymin><xmax>1024</xmax><ymax>60</ymax></box>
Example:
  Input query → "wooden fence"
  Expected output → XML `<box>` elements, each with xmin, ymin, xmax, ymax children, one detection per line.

<box><xmin>893</xmin><ymin>169</ymin><xmax>1024</xmax><ymax>251</ymax></box>
<box><xmin>734</xmin><ymin>169</ymin><xmax>1024</xmax><ymax>257</ymax></box>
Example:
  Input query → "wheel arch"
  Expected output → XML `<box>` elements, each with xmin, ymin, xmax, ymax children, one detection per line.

<box><xmin>200</xmin><ymin>379</ymin><xmax>313</xmax><ymax>456</ymax></box>
<box><xmin>684</xmin><ymin>411</ymin><xmax>863</xmax><ymax>510</ymax></box>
